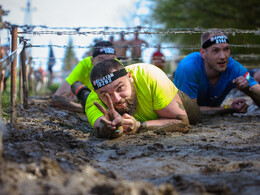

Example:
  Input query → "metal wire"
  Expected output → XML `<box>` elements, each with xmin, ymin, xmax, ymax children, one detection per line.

<box><xmin>6</xmin><ymin>24</ymin><xmax>258</xmax><ymax>35</ymax></box>
<box><xmin>0</xmin><ymin>41</ymin><xmax>26</xmax><ymax>70</ymax></box>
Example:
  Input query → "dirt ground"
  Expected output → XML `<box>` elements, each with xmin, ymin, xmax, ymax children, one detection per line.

<box><xmin>0</xmin><ymin>96</ymin><xmax>260</xmax><ymax>195</ymax></box>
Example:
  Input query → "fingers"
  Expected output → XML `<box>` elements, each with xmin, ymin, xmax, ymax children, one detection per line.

<box><xmin>231</xmin><ymin>99</ymin><xmax>249</xmax><ymax>113</ymax></box>
<box><xmin>105</xmin><ymin>94</ymin><xmax>115</xmax><ymax>112</ymax></box>
<box><xmin>233</xmin><ymin>98</ymin><xmax>246</xmax><ymax>104</ymax></box>
<box><xmin>111</xmin><ymin>117</ymin><xmax>123</xmax><ymax>126</ymax></box>
<box><xmin>121</xmin><ymin>113</ymin><xmax>139</xmax><ymax>134</ymax></box>
<box><xmin>122</xmin><ymin>113</ymin><xmax>132</xmax><ymax>119</ymax></box>
<box><xmin>233</xmin><ymin>76</ymin><xmax>249</xmax><ymax>90</ymax></box>
<box><xmin>94</xmin><ymin>101</ymin><xmax>107</xmax><ymax>115</ymax></box>
<box><xmin>239</xmin><ymin>102</ymin><xmax>249</xmax><ymax>113</ymax></box>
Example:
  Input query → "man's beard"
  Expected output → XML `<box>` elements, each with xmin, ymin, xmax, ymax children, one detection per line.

<box><xmin>115</xmin><ymin>82</ymin><xmax>137</xmax><ymax>116</ymax></box>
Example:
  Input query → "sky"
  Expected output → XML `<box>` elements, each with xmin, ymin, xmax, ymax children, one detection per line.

<box><xmin>1</xmin><ymin>0</ymin><xmax>175</xmax><ymax>72</ymax></box>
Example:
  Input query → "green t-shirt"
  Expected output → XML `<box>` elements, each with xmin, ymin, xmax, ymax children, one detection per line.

<box><xmin>66</xmin><ymin>56</ymin><xmax>94</xmax><ymax>90</ymax></box>
<box><xmin>86</xmin><ymin>63</ymin><xmax>178</xmax><ymax>127</ymax></box>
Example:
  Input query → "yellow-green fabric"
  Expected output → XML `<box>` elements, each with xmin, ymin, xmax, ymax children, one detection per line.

<box><xmin>86</xmin><ymin>63</ymin><xmax>178</xmax><ymax>127</ymax></box>
<box><xmin>66</xmin><ymin>56</ymin><xmax>94</xmax><ymax>90</ymax></box>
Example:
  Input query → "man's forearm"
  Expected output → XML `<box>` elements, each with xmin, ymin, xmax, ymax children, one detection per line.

<box><xmin>51</xmin><ymin>95</ymin><xmax>83</xmax><ymax>112</ymax></box>
<box><xmin>200</xmin><ymin>106</ymin><xmax>234</xmax><ymax>116</ymax></box>
<box><xmin>242</xmin><ymin>88</ymin><xmax>260</xmax><ymax>107</ymax></box>
<box><xmin>139</xmin><ymin>118</ymin><xmax>190</xmax><ymax>133</ymax></box>
<box><xmin>236</xmin><ymin>83</ymin><xmax>260</xmax><ymax>107</ymax></box>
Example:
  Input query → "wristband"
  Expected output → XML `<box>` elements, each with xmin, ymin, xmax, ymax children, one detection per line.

<box><xmin>224</xmin><ymin>105</ymin><xmax>230</xmax><ymax>109</ymax></box>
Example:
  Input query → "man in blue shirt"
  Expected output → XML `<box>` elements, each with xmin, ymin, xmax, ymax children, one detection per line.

<box><xmin>173</xmin><ymin>31</ymin><xmax>260</xmax><ymax>115</ymax></box>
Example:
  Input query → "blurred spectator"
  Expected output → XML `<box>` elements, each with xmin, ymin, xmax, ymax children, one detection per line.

<box><xmin>109</xmin><ymin>35</ymin><xmax>115</xmax><ymax>45</ymax></box>
<box><xmin>128</xmin><ymin>32</ymin><xmax>148</xmax><ymax>63</ymax></box>
<box><xmin>34</xmin><ymin>67</ymin><xmax>45</xmax><ymax>92</ymax></box>
<box><xmin>151</xmin><ymin>44</ymin><xmax>165</xmax><ymax>71</ymax></box>
<box><xmin>114</xmin><ymin>32</ymin><xmax>129</xmax><ymax>64</ymax></box>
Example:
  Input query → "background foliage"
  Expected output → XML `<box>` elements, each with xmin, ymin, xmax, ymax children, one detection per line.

<box><xmin>63</xmin><ymin>37</ymin><xmax>79</xmax><ymax>72</ymax></box>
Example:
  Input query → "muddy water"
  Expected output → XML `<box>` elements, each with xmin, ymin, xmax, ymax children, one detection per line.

<box><xmin>0</xmin><ymin>97</ymin><xmax>260</xmax><ymax>195</ymax></box>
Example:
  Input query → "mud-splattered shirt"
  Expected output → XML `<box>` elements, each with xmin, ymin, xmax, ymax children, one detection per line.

<box><xmin>86</xmin><ymin>63</ymin><xmax>178</xmax><ymax>127</ymax></box>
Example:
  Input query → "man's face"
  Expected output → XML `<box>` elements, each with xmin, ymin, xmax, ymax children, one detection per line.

<box><xmin>92</xmin><ymin>54</ymin><xmax>116</xmax><ymax>66</ymax></box>
<box><xmin>95</xmin><ymin>72</ymin><xmax>137</xmax><ymax>115</ymax></box>
<box><xmin>201</xmin><ymin>40</ymin><xmax>231</xmax><ymax>73</ymax></box>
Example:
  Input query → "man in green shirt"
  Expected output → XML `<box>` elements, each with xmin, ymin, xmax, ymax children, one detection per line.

<box><xmin>51</xmin><ymin>41</ymin><xmax>116</xmax><ymax>112</ymax></box>
<box><xmin>86</xmin><ymin>59</ymin><xmax>201</xmax><ymax>139</ymax></box>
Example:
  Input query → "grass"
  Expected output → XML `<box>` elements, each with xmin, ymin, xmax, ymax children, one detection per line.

<box><xmin>0</xmin><ymin>79</ymin><xmax>60</xmax><ymax>120</ymax></box>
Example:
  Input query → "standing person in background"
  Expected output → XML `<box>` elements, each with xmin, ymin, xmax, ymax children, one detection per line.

<box><xmin>114</xmin><ymin>32</ymin><xmax>129</xmax><ymax>64</ymax></box>
<box><xmin>128</xmin><ymin>32</ymin><xmax>149</xmax><ymax>63</ymax></box>
<box><xmin>173</xmin><ymin>31</ymin><xmax>260</xmax><ymax>116</ymax></box>
<box><xmin>151</xmin><ymin>44</ymin><xmax>166</xmax><ymax>71</ymax></box>
<box><xmin>51</xmin><ymin>41</ymin><xmax>116</xmax><ymax>113</ymax></box>
<box><xmin>109</xmin><ymin>35</ymin><xmax>115</xmax><ymax>45</ymax></box>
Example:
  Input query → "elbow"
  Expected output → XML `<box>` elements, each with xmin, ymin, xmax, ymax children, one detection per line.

<box><xmin>51</xmin><ymin>95</ymin><xmax>61</xmax><ymax>107</ymax></box>
<box><xmin>51</xmin><ymin>95</ymin><xmax>68</xmax><ymax>107</ymax></box>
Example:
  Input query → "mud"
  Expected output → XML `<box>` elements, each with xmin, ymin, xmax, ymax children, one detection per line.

<box><xmin>0</xmin><ymin>96</ymin><xmax>260</xmax><ymax>195</ymax></box>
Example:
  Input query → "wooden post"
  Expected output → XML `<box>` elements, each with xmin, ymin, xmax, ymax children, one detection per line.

<box><xmin>19</xmin><ymin>40</ymin><xmax>23</xmax><ymax>101</ymax></box>
<box><xmin>10</xmin><ymin>26</ymin><xmax>18</xmax><ymax>124</ymax></box>
<box><xmin>20</xmin><ymin>41</ymin><xmax>28</xmax><ymax>109</ymax></box>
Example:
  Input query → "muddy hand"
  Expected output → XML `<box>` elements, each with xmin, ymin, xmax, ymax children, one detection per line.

<box><xmin>233</xmin><ymin>76</ymin><xmax>249</xmax><ymax>91</ymax></box>
<box><xmin>121</xmin><ymin>113</ymin><xmax>140</xmax><ymax>134</ymax></box>
<box><xmin>94</xmin><ymin>94</ymin><xmax>123</xmax><ymax>137</ymax></box>
<box><xmin>230</xmin><ymin>98</ymin><xmax>249</xmax><ymax>113</ymax></box>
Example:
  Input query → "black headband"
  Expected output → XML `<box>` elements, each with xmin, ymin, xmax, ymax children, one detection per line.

<box><xmin>202</xmin><ymin>35</ymin><xmax>229</xmax><ymax>49</ymax></box>
<box><xmin>92</xmin><ymin>47</ymin><xmax>115</xmax><ymax>58</ymax></box>
<box><xmin>92</xmin><ymin>69</ymin><xmax>127</xmax><ymax>90</ymax></box>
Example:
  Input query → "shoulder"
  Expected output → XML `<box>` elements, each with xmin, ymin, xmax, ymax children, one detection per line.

<box><xmin>182</xmin><ymin>52</ymin><xmax>202</xmax><ymax>62</ymax></box>
<box><xmin>227</xmin><ymin>57</ymin><xmax>243</xmax><ymax>67</ymax></box>
<box><xmin>126</xmin><ymin>63</ymin><xmax>166</xmax><ymax>79</ymax></box>
<box><xmin>178</xmin><ymin>52</ymin><xmax>203</xmax><ymax>70</ymax></box>
<box><xmin>78</xmin><ymin>56</ymin><xmax>93</xmax><ymax>68</ymax></box>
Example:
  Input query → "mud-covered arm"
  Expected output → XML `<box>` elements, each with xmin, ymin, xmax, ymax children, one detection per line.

<box><xmin>51</xmin><ymin>81</ymin><xmax>83</xmax><ymax>112</ymax></box>
<box><xmin>197</xmin><ymin>98</ymin><xmax>248</xmax><ymax>116</ymax></box>
<box><xmin>137</xmin><ymin>92</ymin><xmax>190</xmax><ymax>133</ymax></box>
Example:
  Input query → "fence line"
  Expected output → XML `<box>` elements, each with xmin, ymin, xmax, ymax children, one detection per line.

<box><xmin>4</xmin><ymin>24</ymin><xmax>259</xmax><ymax>35</ymax></box>
<box><xmin>27</xmin><ymin>44</ymin><xmax>260</xmax><ymax>50</ymax></box>
<box><xmin>0</xmin><ymin>26</ymin><xmax>28</xmax><ymax>124</ymax></box>
<box><xmin>0</xmin><ymin>41</ymin><xmax>26</xmax><ymax>70</ymax></box>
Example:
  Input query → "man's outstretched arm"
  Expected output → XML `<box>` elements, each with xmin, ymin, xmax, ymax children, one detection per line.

<box><xmin>51</xmin><ymin>81</ymin><xmax>83</xmax><ymax>112</ymax></box>
<box><xmin>144</xmin><ymin>92</ymin><xmax>190</xmax><ymax>133</ymax></box>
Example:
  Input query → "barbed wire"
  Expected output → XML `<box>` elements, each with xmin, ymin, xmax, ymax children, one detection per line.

<box><xmin>17</xmin><ymin>29</ymin><xmax>260</xmax><ymax>36</ymax></box>
<box><xmin>0</xmin><ymin>41</ymin><xmax>25</xmax><ymax>70</ymax></box>
<box><xmin>26</xmin><ymin>44</ymin><xmax>260</xmax><ymax>50</ymax></box>
<box><xmin>28</xmin><ymin>54</ymin><xmax>260</xmax><ymax>61</ymax></box>
<box><xmin>4</xmin><ymin>24</ymin><xmax>258</xmax><ymax>36</ymax></box>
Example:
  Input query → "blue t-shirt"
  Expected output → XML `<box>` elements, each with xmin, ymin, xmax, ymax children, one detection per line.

<box><xmin>173</xmin><ymin>52</ymin><xmax>257</xmax><ymax>107</ymax></box>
